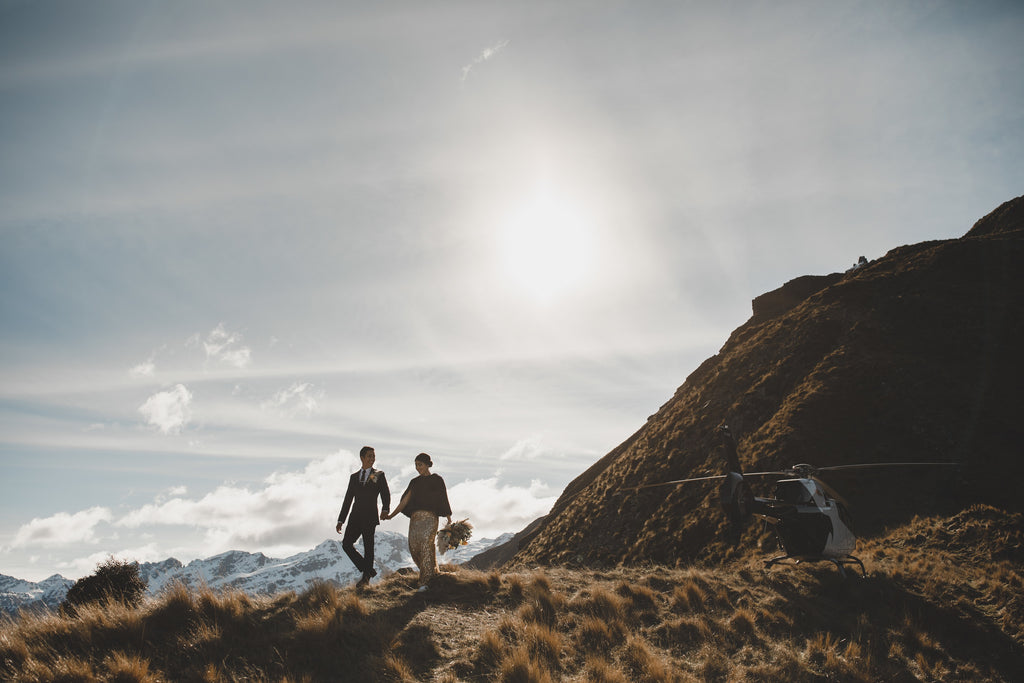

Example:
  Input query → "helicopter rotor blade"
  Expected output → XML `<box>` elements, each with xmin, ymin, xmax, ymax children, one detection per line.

<box><xmin>628</xmin><ymin>468</ymin><xmax>793</xmax><ymax>491</ymax></box>
<box><xmin>624</xmin><ymin>462</ymin><xmax>956</xmax><ymax>492</ymax></box>
<box><xmin>815</xmin><ymin>462</ymin><xmax>959</xmax><ymax>473</ymax></box>
<box><xmin>631</xmin><ymin>474</ymin><xmax>726</xmax><ymax>490</ymax></box>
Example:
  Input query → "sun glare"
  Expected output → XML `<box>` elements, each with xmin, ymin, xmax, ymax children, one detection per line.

<box><xmin>497</xmin><ymin>187</ymin><xmax>597</xmax><ymax>303</ymax></box>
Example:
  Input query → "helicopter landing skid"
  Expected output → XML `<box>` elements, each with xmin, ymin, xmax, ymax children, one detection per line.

<box><xmin>764</xmin><ymin>554</ymin><xmax>866</xmax><ymax>578</ymax></box>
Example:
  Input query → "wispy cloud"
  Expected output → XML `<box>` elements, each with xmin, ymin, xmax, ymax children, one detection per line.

<box><xmin>116</xmin><ymin>451</ymin><xmax>359</xmax><ymax>553</ymax></box>
<box><xmin>138</xmin><ymin>384</ymin><xmax>193</xmax><ymax>434</ymax></box>
<box><xmin>193</xmin><ymin>323</ymin><xmax>252</xmax><ymax>369</ymax></box>
<box><xmin>261</xmin><ymin>382</ymin><xmax>322</xmax><ymax>417</ymax></box>
<box><xmin>129</xmin><ymin>359</ymin><xmax>156</xmax><ymax>378</ymax></box>
<box><xmin>461</xmin><ymin>39</ymin><xmax>509</xmax><ymax>82</ymax></box>
<box><xmin>10</xmin><ymin>507</ymin><xmax>113</xmax><ymax>548</ymax></box>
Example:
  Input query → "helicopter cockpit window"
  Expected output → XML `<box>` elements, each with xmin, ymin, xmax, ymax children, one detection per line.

<box><xmin>775</xmin><ymin>480</ymin><xmax>814</xmax><ymax>505</ymax></box>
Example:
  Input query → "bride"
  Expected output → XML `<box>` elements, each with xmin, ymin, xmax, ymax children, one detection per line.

<box><xmin>384</xmin><ymin>453</ymin><xmax>452</xmax><ymax>591</ymax></box>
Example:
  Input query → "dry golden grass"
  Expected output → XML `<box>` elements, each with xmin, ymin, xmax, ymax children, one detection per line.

<box><xmin>2</xmin><ymin>518</ymin><xmax>1023</xmax><ymax>682</ymax></box>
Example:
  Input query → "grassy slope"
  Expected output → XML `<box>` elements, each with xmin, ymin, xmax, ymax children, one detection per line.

<box><xmin>2</xmin><ymin>506</ymin><xmax>1022</xmax><ymax>682</ymax></box>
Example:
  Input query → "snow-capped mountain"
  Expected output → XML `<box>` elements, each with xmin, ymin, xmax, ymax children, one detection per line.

<box><xmin>0</xmin><ymin>573</ymin><xmax>74</xmax><ymax>614</ymax></box>
<box><xmin>137</xmin><ymin>532</ymin><xmax>417</xmax><ymax>595</ymax></box>
<box><xmin>0</xmin><ymin>531</ymin><xmax>513</xmax><ymax>615</ymax></box>
<box><xmin>438</xmin><ymin>531</ymin><xmax>514</xmax><ymax>566</ymax></box>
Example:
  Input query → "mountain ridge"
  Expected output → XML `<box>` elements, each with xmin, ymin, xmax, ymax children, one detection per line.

<box><xmin>1</xmin><ymin>531</ymin><xmax>512</xmax><ymax>615</ymax></box>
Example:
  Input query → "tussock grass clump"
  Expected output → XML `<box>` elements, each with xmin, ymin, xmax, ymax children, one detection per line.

<box><xmin>518</xmin><ymin>579</ymin><xmax>565</xmax><ymax>628</ymax></box>
<box><xmin>656</xmin><ymin>614</ymin><xmax>714</xmax><ymax>649</ymax></box>
<box><xmin>569</xmin><ymin>585</ymin><xmax>627</xmax><ymax>623</ymax></box>
<box><xmin>473</xmin><ymin>628</ymin><xmax>506</xmax><ymax>672</ymax></box>
<box><xmin>615</xmin><ymin>579</ymin><xmax>657</xmax><ymax>607</ymax></box>
<box><xmin>801</xmin><ymin>631</ymin><xmax>876</xmax><ymax>682</ymax></box>
<box><xmin>671</xmin><ymin>579</ymin><xmax>706</xmax><ymax>613</ymax></box>
<box><xmin>292</xmin><ymin>579</ymin><xmax>339</xmax><ymax>614</ymax></box>
<box><xmin>497</xmin><ymin>645</ymin><xmax>555</xmax><ymax>683</ymax></box>
<box><xmin>520</xmin><ymin>620</ymin><xmax>562</xmax><ymax>671</ymax></box>
<box><xmin>0</xmin><ymin>628</ymin><xmax>31</xmax><ymax>672</ymax></box>
<box><xmin>574</xmin><ymin>614</ymin><xmax>622</xmax><ymax>651</ymax></box>
<box><xmin>103</xmin><ymin>650</ymin><xmax>158</xmax><ymax>683</ymax></box>
<box><xmin>693</xmin><ymin>642</ymin><xmax>730</xmax><ymax>681</ymax></box>
<box><xmin>727</xmin><ymin>607</ymin><xmax>757</xmax><ymax>639</ymax></box>
<box><xmin>143</xmin><ymin>582</ymin><xmax>200</xmax><ymax>637</ymax></box>
<box><xmin>379</xmin><ymin>652</ymin><xmax>417</xmax><ymax>682</ymax></box>
<box><xmin>389</xmin><ymin>623</ymin><xmax>439</xmax><ymax>677</ymax></box>
<box><xmin>583</xmin><ymin>655</ymin><xmax>631</xmax><ymax>683</ymax></box>
<box><xmin>473</xmin><ymin>613</ymin><xmax>562</xmax><ymax>677</ymax></box>
<box><xmin>621</xmin><ymin>635</ymin><xmax>676</xmax><ymax>682</ymax></box>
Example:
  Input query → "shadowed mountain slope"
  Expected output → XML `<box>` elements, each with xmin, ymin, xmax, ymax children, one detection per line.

<box><xmin>513</xmin><ymin>195</ymin><xmax>1024</xmax><ymax>567</ymax></box>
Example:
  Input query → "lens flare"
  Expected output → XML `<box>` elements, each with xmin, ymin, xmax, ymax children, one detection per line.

<box><xmin>497</xmin><ymin>186</ymin><xmax>596</xmax><ymax>303</ymax></box>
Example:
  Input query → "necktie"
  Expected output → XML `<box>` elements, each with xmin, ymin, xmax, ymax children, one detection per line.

<box><xmin>361</xmin><ymin>470</ymin><xmax>368</xmax><ymax>484</ymax></box>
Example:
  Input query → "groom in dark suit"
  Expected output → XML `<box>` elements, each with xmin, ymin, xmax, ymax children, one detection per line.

<box><xmin>336</xmin><ymin>446</ymin><xmax>391</xmax><ymax>587</ymax></box>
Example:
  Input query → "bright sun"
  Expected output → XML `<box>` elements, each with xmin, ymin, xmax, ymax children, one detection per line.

<box><xmin>497</xmin><ymin>186</ymin><xmax>596</xmax><ymax>303</ymax></box>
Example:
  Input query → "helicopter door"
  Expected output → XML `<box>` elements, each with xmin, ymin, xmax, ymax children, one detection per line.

<box><xmin>776</xmin><ymin>509</ymin><xmax>833</xmax><ymax>557</ymax></box>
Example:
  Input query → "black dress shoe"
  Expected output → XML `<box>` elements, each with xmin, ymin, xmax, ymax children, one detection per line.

<box><xmin>356</xmin><ymin>575</ymin><xmax>369</xmax><ymax>588</ymax></box>
<box><xmin>368</xmin><ymin>567</ymin><xmax>378</xmax><ymax>578</ymax></box>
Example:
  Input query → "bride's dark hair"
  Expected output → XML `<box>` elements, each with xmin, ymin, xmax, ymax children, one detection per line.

<box><xmin>415</xmin><ymin>452</ymin><xmax>433</xmax><ymax>467</ymax></box>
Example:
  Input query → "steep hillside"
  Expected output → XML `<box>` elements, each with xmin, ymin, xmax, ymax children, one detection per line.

<box><xmin>514</xmin><ymin>195</ymin><xmax>1024</xmax><ymax>567</ymax></box>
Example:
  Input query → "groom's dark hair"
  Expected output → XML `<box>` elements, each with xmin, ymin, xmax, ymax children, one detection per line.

<box><xmin>359</xmin><ymin>446</ymin><xmax>374</xmax><ymax>458</ymax></box>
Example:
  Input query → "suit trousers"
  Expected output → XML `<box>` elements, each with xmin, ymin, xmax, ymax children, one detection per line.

<box><xmin>342</xmin><ymin>518</ymin><xmax>376</xmax><ymax>574</ymax></box>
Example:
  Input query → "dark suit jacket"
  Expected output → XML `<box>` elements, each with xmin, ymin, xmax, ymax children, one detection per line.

<box><xmin>338</xmin><ymin>468</ymin><xmax>391</xmax><ymax>528</ymax></box>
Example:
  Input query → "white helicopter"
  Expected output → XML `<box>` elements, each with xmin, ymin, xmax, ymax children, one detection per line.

<box><xmin>641</xmin><ymin>425</ymin><xmax>958</xmax><ymax>576</ymax></box>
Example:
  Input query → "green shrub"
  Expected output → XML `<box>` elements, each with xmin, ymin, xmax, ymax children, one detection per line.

<box><xmin>63</xmin><ymin>557</ymin><xmax>147</xmax><ymax>612</ymax></box>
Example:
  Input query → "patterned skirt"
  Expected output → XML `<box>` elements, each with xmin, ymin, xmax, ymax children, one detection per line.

<box><xmin>408</xmin><ymin>510</ymin><xmax>439</xmax><ymax>585</ymax></box>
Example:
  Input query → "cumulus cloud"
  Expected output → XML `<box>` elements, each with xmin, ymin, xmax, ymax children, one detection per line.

<box><xmin>154</xmin><ymin>485</ymin><xmax>188</xmax><ymax>503</ymax></box>
<box><xmin>10</xmin><ymin>507</ymin><xmax>113</xmax><ymax>548</ymax></box>
<box><xmin>197</xmin><ymin>323</ymin><xmax>251</xmax><ymax>368</ymax></box>
<box><xmin>139</xmin><ymin>384</ymin><xmax>193</xmax><ymax>434</ymax></box>
<box><xmin>59</xmin><ymin>543</ymin><xmax>163</xmax><ymax>580</ymax></box>
<box><xmin>101</xmin><ymin>452</ymin><xmax>555</xmax><ymax>559</ymax></box>
<box><xmin>116</xmin><ymin>451</ymin><xmax>361</xmax><ymax>554</ymax></box>
<box><xmin>446</xmin><ymin>477</ymin><xmax>556</xmax><ymax>539</ymax></box>
<box><xmin>499</xmin><ymin>434</ymin><xmax>549</xmax><ymax>461</ymax></box>
<box><xmin>11</xmin><ymin>455</ymin><xmax>557</xmax><ymax>569</ymax></box>
<box><xmin>461</xmin><ymin>39</ymin><xmax>509</xmax><ymax>82</ymax></box>
<box><xmin>261</xmin><ymin>382</ymin><xmax>322</xmax><ymax>416</ymax></box>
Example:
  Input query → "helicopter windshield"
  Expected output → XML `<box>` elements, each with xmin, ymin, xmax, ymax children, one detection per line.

<box><xmin>775</xmin><ymin>479</ymin><xmax>814</xmax><ymax>505</ymax></box>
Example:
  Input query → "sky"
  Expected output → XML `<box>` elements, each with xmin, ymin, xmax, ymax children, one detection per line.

<box><xmin>2</xmin><ymin>1</ymin><xmax>1022</xmax><ymax>582</ymax></box>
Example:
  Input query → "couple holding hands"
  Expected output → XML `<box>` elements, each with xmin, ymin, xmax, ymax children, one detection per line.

<box><xmin>336</xmin><ymin>447</ymin><xmax>451</xmax><ymax>591</ymax></box>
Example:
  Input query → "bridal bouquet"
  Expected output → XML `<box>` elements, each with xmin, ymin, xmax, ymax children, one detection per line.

<box><xmin>437</xmin><ymin>518</ymin><xmax>473</xmax><ymax>555</ymax></box>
